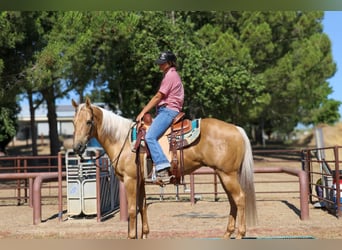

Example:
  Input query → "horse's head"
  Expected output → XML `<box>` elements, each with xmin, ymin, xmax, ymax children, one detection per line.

<box><xmin>72</xmin><ymin>97</ymin><xmax>96</xmax><ymax>156</ymax></box>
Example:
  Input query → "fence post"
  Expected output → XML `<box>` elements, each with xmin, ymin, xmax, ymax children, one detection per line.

<box><xmin>119</xmin><ymin>181</ymin><xmax>128</xmax><ymax>221</ymax></box>
<box><xmin>190</xmin><ymin>173</ymin><xmax>195</xmax><ymax>205</ymax></box>
<box><xmin>58</xmin><ymin>152</ymin><xmax>63</xmax><ymax>222</ymax></box>
<box><xmin>334</xmin><ymin>146</ymin><xmax>341</xmax><ymax>218</ymax></box>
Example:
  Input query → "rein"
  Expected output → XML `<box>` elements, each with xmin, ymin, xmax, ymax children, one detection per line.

<box><xmin>84</xmin><ymin>150</ymin><xmax>106</xmax><ymax>167</ymax></box>
<box><xmin>81</xmin><ymin>123</ymin><xmax>136</xmax><ymax>171</ymax></box>
<box><xmin>110</xmin><ymin>122</ymin><xmax>137</xmax><ymax>170</ymax></box>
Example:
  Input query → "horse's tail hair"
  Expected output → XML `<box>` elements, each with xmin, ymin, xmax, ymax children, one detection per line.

<box><xmin>236</xmin><ymin>126</ymin><xmax>258</xmax><ymax>226</ymax></box>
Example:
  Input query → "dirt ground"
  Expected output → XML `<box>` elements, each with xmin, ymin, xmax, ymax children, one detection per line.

<box><xmin>0</xmin><ymin>171</ymin><xmax>341</xmax><ymax>240</ymax></box>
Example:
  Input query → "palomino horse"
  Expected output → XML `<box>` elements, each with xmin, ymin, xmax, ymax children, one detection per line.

<box><xmin>72</xmin><ymin>97</ymin><xmax>257</xmax><ymax>239</ymax></box>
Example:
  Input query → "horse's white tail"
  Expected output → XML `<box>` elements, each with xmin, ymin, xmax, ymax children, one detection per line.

<box><xmin>236</xmin><ymin>126</ymin><xmax>258</xmax><ymax>226</ymax></box>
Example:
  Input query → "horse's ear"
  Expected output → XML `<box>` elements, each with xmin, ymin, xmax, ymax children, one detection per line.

<box><xmin>85</xmin><ymin>96</ymin><xmax>91</xmax><ymax>107</ymax></box>
<box><xmin>71</xmin><ymin>99</ymin><xmax>78</xmax><ymax>109</ymax></box>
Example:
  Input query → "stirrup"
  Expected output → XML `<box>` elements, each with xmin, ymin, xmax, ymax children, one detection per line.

<box><xmin>144</xmin><ymin>168</ymin><xmax>174</xmax><ymax>186</ymax></box>
<box><xmin>144</xmin><ymin>178</ymin><xmax>171</xmax><ymax>187</ymax></box>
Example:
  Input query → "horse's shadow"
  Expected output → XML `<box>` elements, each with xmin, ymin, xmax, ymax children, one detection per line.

<box><xmin>256</xmin><ymin>199</ymin><xmax>301</xmax><ymax>218</ymax></box>
<box><xmin>41</xmin><ymin>210</ymin><xmax>67</xmax><ymax>223</ymax></box>
<box><xmin>281</xmin><ymin>200</ymin><xmax>301</xmax><ymax>218</ymax></box>
<box><xmin>41</xmin><ymin>210</ymin><xmax>116</xmax><ymax>223</ymax></box>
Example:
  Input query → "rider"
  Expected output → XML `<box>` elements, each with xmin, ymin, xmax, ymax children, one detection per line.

<box><xmin>136</xmin><ymin>51</ymin><xmax>184</xmax><ymax>181</ymax></box>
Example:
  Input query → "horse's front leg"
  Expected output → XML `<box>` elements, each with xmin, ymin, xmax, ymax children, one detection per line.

<box><xmin>139</xmin><ymin>183</ymin><xmax>149</xmax><ymax>239</ymax></box>
<box><xmin>125</xmin><ymin>179</ymin><xmax>138</xmax><ymax>239</ymax></box>
<box><xmin>126</xmin><ymin>178</ymin><xmax>150</xmax><ymax>239</ymax></box>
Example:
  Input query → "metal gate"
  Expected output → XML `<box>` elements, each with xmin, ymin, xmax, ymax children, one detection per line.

<box><xmin>66</xmin><ymin>148</ymin><xmax>120</xmax><ymax>219</ymax></box>
<box><xmin>302</xmin><ymin>146</ymin><xmax>342</xmax><ymax>217</ymax></box>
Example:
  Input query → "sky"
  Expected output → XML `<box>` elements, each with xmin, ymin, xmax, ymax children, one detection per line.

<box><xmin>323</xmin><ymin>11</ymin><xmax>342</xmax><ymax>120</ymax></box>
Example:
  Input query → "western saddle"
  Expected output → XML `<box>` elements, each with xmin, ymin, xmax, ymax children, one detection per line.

<box><xmin>134</xmin><ymin>112</ymin><xmax>190</xmax><ymax>185</ymax></box>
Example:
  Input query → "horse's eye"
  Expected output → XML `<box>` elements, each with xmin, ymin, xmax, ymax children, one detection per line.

<box><xmin>86</xmin><ymin>120</ymin><xmax>93</xmax><ymax>126</ymax></box>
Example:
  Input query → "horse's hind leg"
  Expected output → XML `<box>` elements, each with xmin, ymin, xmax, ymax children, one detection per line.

<box><xmin>226</xmin><ymin>192</ymin><xmax>237</xmax><ymax>237</ymax></box>
<box><xmin>217</xmin><ymin>171</ymin><xmax>246</xmax><ymax>239</ymax></box>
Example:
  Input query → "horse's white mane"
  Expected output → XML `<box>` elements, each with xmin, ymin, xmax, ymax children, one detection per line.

<box><xmin>78</xmin><ymin>103</ymin><xmax>134</xmax><ymax>142</ymax></box>
<box><xmin>99</xmin><ymin>106</ymin><xmax>134</xmax><ymax>142</ymax></box>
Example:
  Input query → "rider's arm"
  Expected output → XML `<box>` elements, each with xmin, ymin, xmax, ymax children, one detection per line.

<box><xmin>136</xmin><ymin>91</ymin><xmax>164</xmax><ymax>123</ymax></box>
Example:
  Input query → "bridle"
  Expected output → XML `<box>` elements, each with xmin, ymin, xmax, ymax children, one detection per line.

<box><xmin>84</xmin><ymin>104</ymin><xmax>95</xmax><ymax>142</ymax></box>
<box><xmin>76</xmin><ymin>105</ymin><xmax>106</xmax><ymax>162</ymax></box>
<box><xmin>76</xmin><ymin>104</ymin><xmax>135</xmax><ymax>169</ymax></box>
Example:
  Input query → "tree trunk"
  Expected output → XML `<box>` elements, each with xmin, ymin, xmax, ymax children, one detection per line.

<box><xmin>28</xmin><ymin>90</ymin><xmax>38</xmax><ymax>156</ymax></box>
<box><xmin>257</xmin><ymin>118</ymin><xmax>266</xmax><ymax>147</ymax></box>
<box><xmin>42</xmin><ymin>85</ymin><xmax>60</xmax><ymax>156</ymax></box>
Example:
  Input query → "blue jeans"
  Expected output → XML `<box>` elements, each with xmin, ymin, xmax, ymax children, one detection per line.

<box><xmin>145</xmin><ymin>106</ymin><xmax>178</xmax><ymax>172</ymax></box>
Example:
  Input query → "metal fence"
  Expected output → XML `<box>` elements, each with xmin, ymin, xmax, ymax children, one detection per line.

<box><xmin>0</xmin><ymin>155</ymin><xmax>62</xmax><ymax>205</ymax></box>
<box><xmin>0</xmin><ymin>149</ymin><xmax>120</xmax><ymax>224</ymax></box>
<box><xmin>1</xmin><ymin>147</ymin><xmax>340</xmax><ymax>223</ymax></box>
<box><xmin>302</xmin><ymin>146</ymin><xmax>342</xmax><ymax>218</ymax></box>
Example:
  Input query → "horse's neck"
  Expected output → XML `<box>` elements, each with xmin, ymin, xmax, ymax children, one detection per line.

<box><xmin>95</xmin><ymin>112</ymin><xmax>133</xmax><ymax>162</ymax></box>
<box><xmin>98</xmin><ymin>133</ymin><xmax>132</xmax><ymax>169</ymax></box>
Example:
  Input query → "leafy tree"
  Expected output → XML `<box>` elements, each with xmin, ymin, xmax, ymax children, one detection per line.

<box><xmin>1</xmin><ymin>11</ymin><xmax>339</xmax><ymax>154</ymax></box>
<box><xmin>0</xmin><ymin>12</ymin><xmax>26</xmax><ymax>152</ymax></box>
<box><xmin>0</xmin><ymin>106</ymin><xmax>18</xmax><ymax>152</ymax></box>
<box><xmin>27</xmin><ymin>12</ymin><xmax>72</xmax><ymax>155</ymax></box>
<box><xmin>232</xmin><ymin>11</ymin><xmax>337</xmax><ymax>141</ymax></box>
<box><xmin>20</xmin><ymin>11</ymin><xmax>58</xmax><ymax>155</ymax></box>
<box><xmin>53</xmin><ymin>11</ymin><xmax>97</xmax><ymax>103</ymax></box>
<box><xmin>99</xmin><ymin>10</ymin><xmax>338</xmax><ymax>138</ymax></box>
<box><xmin>96</xmin><ymin>11</ymin><xmax>169</xmax><ymax>117</ymax></box>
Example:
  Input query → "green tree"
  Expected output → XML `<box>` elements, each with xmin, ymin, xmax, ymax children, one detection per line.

<box><xmin>21</xmin><ymin>11</ymin><xmax>57</xmax><ymax>155</ymax></box>
<box><xmin>97</xmin><ymin>10</ymin><xmax>338</xmax><ymax>137</ymax></box>
<box><xmin>54</xmin><ymin>11</ymin><xmax>97</xmax><ymax>103</ymax></box>
<box><xmin>27</xmin><ymin>12</ymin><xmax>71</xmax><ymax>155</ymax></box>
<box><xmin>2</xmin><ymin>11</ymin><xmax>338</xmax><ymax>154</ymax></box>
<box><xmin>0</xmin><ymin>11</ymin><xmax>26</xmax><ymax>152</ymax></box>
<box><xmin>95</xmin><ymin>11</ymin><xmax>167</xmax><ymax>117</ymax></box>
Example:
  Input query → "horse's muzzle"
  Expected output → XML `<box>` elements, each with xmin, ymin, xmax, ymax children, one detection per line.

<box><xmin>73</xmin><ymin>142</ymin><xmax>87</xmax><ymax>155</ymax></box>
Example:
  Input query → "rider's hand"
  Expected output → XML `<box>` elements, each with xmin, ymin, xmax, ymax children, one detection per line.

<box><xmin>136</xmin><ymin>113</ymin><xmax>144</xmax><ymax>129</ymax></box>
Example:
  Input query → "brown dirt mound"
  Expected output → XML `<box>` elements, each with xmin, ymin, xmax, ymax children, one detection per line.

<box><xmin>295</xmin><ymin>122</ymin><xmax>342</xmax><ymax>148</ymax></box>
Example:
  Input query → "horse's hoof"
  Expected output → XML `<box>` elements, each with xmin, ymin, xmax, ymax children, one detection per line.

<box><xmin>235</xmin><ymin>233</ymin><xmax>245</xmax><ymax>239</ymax></box>
<box><xmin>223</xmin><ymin>233</ymin><xmax>232</xmax><ymax>239</ymax></box>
